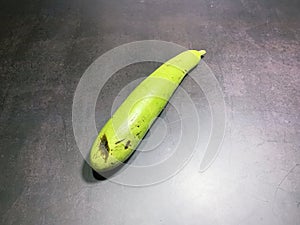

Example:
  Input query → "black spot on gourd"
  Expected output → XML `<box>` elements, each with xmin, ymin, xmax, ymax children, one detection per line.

<box><xmin>115</xmin><ymin>138</ymin><xmax>125</xmax><ymax>144</ymax></box>
<box><xmin>125</xmin><ymin>140</ymin><xmax>131</xmax><ymax>150</ymax></box>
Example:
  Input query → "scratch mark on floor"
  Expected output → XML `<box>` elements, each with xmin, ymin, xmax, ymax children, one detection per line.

<box><xmin>271</xmin><ymin>163</ymin><xmax>300</xmax><ymax>216</ymax></box>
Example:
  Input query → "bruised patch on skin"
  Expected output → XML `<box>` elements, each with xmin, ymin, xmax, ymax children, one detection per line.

<box><xmin>99</xmin><ymin>134</ymin><xmax>109</xmax><ymax>162</ymax></box>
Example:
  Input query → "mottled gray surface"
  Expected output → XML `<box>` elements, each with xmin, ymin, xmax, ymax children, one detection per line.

<box><xmin>0</xmin><ymin>0</ymin><xmax>299</xmax><ymax>224</ymax></box>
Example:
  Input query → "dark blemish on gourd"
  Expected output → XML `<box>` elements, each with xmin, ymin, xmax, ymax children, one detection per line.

<box><xmin>125</xmin><ymin>140</ymin><xmax>131</xmax><ymax>150</ymax></box>
<box><xmin>115</xmin><ymin>138</ymin><xmax>125</xmax><ymax>144</ymax></box>
<box><xmin>99</xmin><ymin>134</ymin><xmax>109</xmax><ymax>162</ymax></box>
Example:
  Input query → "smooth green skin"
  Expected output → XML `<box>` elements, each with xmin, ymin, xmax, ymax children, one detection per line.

<box><xmin>90</xmin><ymin>50</ymin><xmax>206</xmax><ymax>172</ymax></box>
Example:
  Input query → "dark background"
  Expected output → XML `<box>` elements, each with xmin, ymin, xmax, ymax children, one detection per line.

<box><xmin>0</xmin><ymin>0</ymin><xmax>299</xmax><ymax>224</ymax></box>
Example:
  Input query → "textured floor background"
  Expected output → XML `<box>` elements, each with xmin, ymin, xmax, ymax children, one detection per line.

<box><xmin>0</xmin><ymin>0</ymin><xmax>299</xmax><ymax>224</ymax></box>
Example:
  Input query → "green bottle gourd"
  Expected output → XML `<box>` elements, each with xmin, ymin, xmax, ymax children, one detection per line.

<box><xmin>90</xmin><ymin>49</ymin><xmax>206</xmax><ymax>172</ymax></box>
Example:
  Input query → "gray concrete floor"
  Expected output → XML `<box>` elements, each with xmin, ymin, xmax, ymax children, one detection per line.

<box><xmin>1</xmin><ymin>0</ymin><xmax>300</xmax><ymax>224</ymax></box>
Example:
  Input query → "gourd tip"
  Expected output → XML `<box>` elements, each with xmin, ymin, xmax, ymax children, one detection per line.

<box><xmin>199</xmin><ymin>50</ymin><xmax>206</xmax><ymax>56</ymax></box>
<box><xmin>189</xmin><ymin>49</ymin><xmax>206</xmax><ymax>58</ymax></box>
